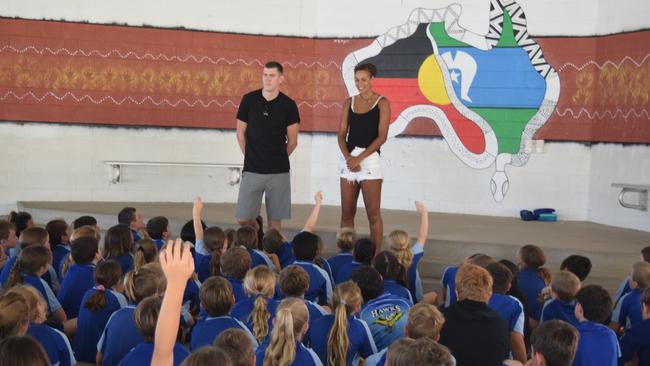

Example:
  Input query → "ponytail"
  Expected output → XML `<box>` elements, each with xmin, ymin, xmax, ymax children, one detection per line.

<box><xmin>85</xmin><ymin>260</ymin><xmax>123</xmax><ymax>311</ymax></box>
<box><xmin>328</xmin><ymin>282</ymin><xmax>363</xmax><ymax>366</ymax></box>
<box><xmin>123</xmin><ymin>263</ymin><xmax>166</xmax><ymax>304</ymax></box>
<box><xmin>252</xmin><ymin>295</ymin><xmax>271</xmax><ymax>343</ymax></box>
<box><xmin>209</xmin><ymin>250</ymin><xmax>222</xmax><ymax>277</ymax></box>
<box><xmin>204</xmin><ymin>226</ymin><xmax>226</xmax><ymax>277</ymax></box>
<box><xmin>389</xmin><ymin>230</ymin><xmax>414</xmax><ymax>271</ymax></box>
<box><xmin>133</xmin><ymin>239</ymin><xmax>157</xmax><ymax>272</ymax></box>
<box><xmin>244</xmin><ymin>266</ymin><xmax>276</xmax><ymax>343</ymax></box>
<box><xmin>6</xmin><ymin>260</ymin><xmax>24</xmax><ymax>289</ymax></box>
<box><xmin>60</xmin><ymin>254</ymin><xmax>74</xmax><ymax>278</ymax></box>
<box><xmin>6</xmin><ymin>246</ymin><xmax>50</xmax><ymax>289</ymax></box>
<box><xmin>263</xmin><ymin>298</ymin><xmax>308</xmax><ymax>366</ymax></box>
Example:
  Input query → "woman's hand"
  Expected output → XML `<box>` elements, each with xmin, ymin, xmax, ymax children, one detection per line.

<box><xmin>346</xmin><ymin>156</ymin><xmax>362</xmax><ymax>172</ymax></box>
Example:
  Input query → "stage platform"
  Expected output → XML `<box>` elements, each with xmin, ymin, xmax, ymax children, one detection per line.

<box><xmin>19</xmin><ymin>201</ymin><xmax>650</xmax><ymax>294</ymax></box>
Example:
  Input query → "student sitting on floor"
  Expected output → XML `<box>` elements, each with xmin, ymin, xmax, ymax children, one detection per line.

<box><xmin>57</xmin><ymin>236</ymin><xmax>102</xmax><ymax>319</ymax></box>
<box><xmin>191</xmin><ymin>276</ymin><xmax>256</xmax><ymax>350</ymax></box>
<box><xmin>540</xmin><ymin>271</ymin><xmax>581</xmax><ymax>326</ymax></box>
<box><xmin>220</xmin><ymin>247</ymin><xmax>251</xmax><ymax>304</ymax></box>
<box><xmin>292</xmin><ymin>231</ymin><xmax>333</xmax><ymax>305</ymax></box>
<box><xmin>103</xmin><ymin>224</ymin><xmax>135</xmax><ymax>275</ymax></box>
<box><xmin>146</xmin><ymin>216</ymin><xmax>172</xmax><ymax>251</ymax></box>
<box><xmin>279</xmin><ymin>265</ymin><xmax>328</xmax><ymax>330</ymax></box>
<box><xmin>611</xmin><ymin>261</ymin><xmax>650</xmax><ymax>334</ymax></box>
<box><xmin>517</xmin><ymin>244</ymin><xmax>551</xmax><ymax>328</ymax></box>
<box><xmin>231</xmin><ymin>265</ymin><xmax>279</xmax><ymax>344</ymax></box>
<box><xmin>619</xmin><ymin>287</ymin><xmax>650</xmax><ymax>366</ymax></box>
<box><xmin>46</xmin><ymin>219</ymin><xmax>72</xmax><ymax>282</ymax></box>
<box><xmin>192</xmin><ymin>196</ymin><xmax>229</xmax><ymax>281</ymax></box>
<box><xmin>572</xmin><ymin>284</ymin><xmax>619</xmax><ymax>366</ymax></box>
<box><xmin>329</xmin><ymin>227</ymin><xmax>356</xmax><ymax>282</ymax></box>
<box><xmin>214</xmin><ymin>328</ymin><xmax>257</xmax><ymax>366</ymax></box>
<box><xmin>119</xmin><ymin>296</ymin><xmax>189</xmax><ymax>366</ymax></box>
<box><xmin>336</xmin><ymin>238</ymin><xmax>375</xmax><ymax>285</ymax></box>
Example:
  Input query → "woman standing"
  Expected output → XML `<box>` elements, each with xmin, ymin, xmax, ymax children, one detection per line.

<box><xmin>338</xmin><ymin>63</ymin><xmax>390</xmax><ymax>254</ymax></box>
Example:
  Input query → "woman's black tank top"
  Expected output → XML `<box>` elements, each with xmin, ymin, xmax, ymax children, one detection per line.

<box><xmin>346</xmin><ymin>96</ymin><xmax>382</xmax><ymax>154</ymax></box>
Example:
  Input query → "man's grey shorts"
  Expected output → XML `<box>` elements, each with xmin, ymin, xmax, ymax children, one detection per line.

<box><xmin>236</xmin><ymin>172</ymin><xmax>291</xmax><ymax>221</ymax></box>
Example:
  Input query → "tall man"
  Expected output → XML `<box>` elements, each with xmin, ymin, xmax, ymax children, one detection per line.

<box><xmin>235</xmin><ymin>61</ymin><xmax>300</xmax><ymax>231</ymax></box>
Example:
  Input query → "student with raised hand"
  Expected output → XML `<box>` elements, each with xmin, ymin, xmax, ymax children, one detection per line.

<box><xmin>192</xmin><ymin>196</ymin><xmax>229</xmax><ymax>281</ymax></box>
<box><xmin>152</xmin><ymin>238</ymin><xmax>195</xmax><ymax>366</ymax></box>
<box><xmin>388</xmin><ymin>200</ymin><xmax>428</xmax><ymax>302</ymax></box>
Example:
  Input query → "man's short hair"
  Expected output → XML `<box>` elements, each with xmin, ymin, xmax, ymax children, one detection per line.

<box><xmin>402</xmin><ymin>338</ymin><xmax>454</xmax><ymax>366</ymax></box>
<box><xmin>406</xmin><ymin>303</ymin><xmax>445</xmax><ymax>340</ymax></box>
<box><xmin>455</xmin><ymin>264</ymin><xmax>493</xmax><ymax>302</ymax></box>
<box><xmin>519</xmin><ymin>244</ymin><xmax>546</xmax><ymax>268</ymax></box>
<box><xmin>291</xmin><ymin>231</ymin><xmax>319</xmax><ymax>261</ymax></box>
<box><xmin>551</xmin><ymin>271</ymin><xmax>581</xmax><ymax>302</ymax></box>
<box><xmin>466</xmin><ymin>253</ymin><xmax>495</xmax><ymax>268</ymax></box>
<box><xmin>118</xmin><ymin>207</ymin><xmax>136</xmax><ymax>225</ymax></box>
<box><xmin>73</xmin><ymin>215</ymin><xmax>97</xmax><ymax>229</ymax></box>
<box><xmin>486</xmin><ymin>262</ymin><xmax>513</xmax><ymax>294</ymax></box>
<box><xmin>220</xmin><ymin>247</ymin><xmax>251</xmax><ymax>279</ymax></box>
<box><xmin>575</xmin><ymin>285</ymin><xmax>613</xmax><ymax>323</ymax></box>
<box><xmin>264</xmin><ymin>61</ymin><xmax>283</xmax><ymax>74</ymax></box>
<box><xmin>214</xmin><ymin>328</ymin><xmax>255</xmax><ymax>366</ymax></box>
<box><xmin>641</xmin><ymin>246</ymin><xmax>650</xmax><ymax>263</ymax></box>
<box><xmin>560</xmin><ymin>255</ymin><xmax>592</xmax><ymax>281</ymax></box>
<box><xmin>279</xmin><ymin>265</ymin><xmax>309</xmax><ymax>297</ymax></box>
<box><xmin>350</xmin><ymin>265</ymin><xmax>383</xmax><ymax>302</ymax></box>
<box><xmin>146</xmin><ymin>216</ymin><xmax>168</xmax><ymax>240</ymax></box>
<box><xmin>531</xmin><ymin>320</ymin><xmax>579</xmax><ymax>366</ymax></box>
<box><xmin>262</xmin><ymin>229</ymin><xmax>284</xmax><ymax>254</ymax></box>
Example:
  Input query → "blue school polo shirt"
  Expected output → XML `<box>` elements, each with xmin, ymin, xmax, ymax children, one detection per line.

<box><xmin>614</xmin><ymin>277</ymin><xmax>632</xmax><ymax>305</ymax></box>
<box><xmin>97</xmin><ymin>305</ymin><xmax>144</xmax><ymax>366</ymax></box>
<box><xmin>336</xmin><ymin>260</ymin><xmax>363</xmax><ymax>285</ymax></box>
<box><xmin>307</xmin><ymin>314</ymin><xmax>377</xmax><ymax>366</ymax></box>
<box><xmin>109</xmin><ymin>253</ymin><xmax>134</xmax><ymax>275</ymax></box>
<box><xmin>51</xmin><ymin>244</ymin><xmax>71</xmax><ymax>280</ymax></box>
<box><xmin>224</xmin><ymin>275</ymin><xmax>247</xmax><ymax>304</ymax></box>
<box><xmin>619</xmin><ymin>318</ymin><xmax>650</xmax><ymax>365</ymax></box>
<box><xmin>359</xmin><ymin>293</ymin><xmax>413</xmax><ymax>350</ymax></box>
<box><xmin>249</xmin><ymin>248</ymin><xmax>276</xmax><ymax>270</ymax></box>
<box><xmin>441</xmin><ymin>265</ymin><xmax>459</xmax><ymax>308</ymax></box>
<box><xmin>118</xmin><ymin>342</ymin><xmax>189</xmax><ymax>366</ymax></box>
<box><xmin>277</xmin><ymin>241</ymin><xmax>296</xmax><ymax>268</ymax></box>
<box><xmin>518</xmin><ymin>267</ymin><xmax>546</xmax><ymax>321</ymax></box>
<box><xmin>613</xmin><ymin>288</ymin><xmax>643</xmax><ymax>330</ymax></box>
<box><xmin>407</xmin><ymin>242</ymin><xmax>425</xmax><ymax>302</ymax></box>
<box><xmin>383</xmin><ymin>279</ymin><xmax>413</xmax><ymax>303</ymax></box>
<box><xmin>328</xmin><ymin>251</ymin><xmax>353</xmax><ymax>282</ymax></box>
<box><xmin>190</xmin><ymin>316</ymin><xmax>258</xmax><ymax>350</ymax></box>
<box><xmin>231</xmin><ymin>296</ymin><xmax>280</xmax><ymax>341</ymax></box>
<box><xmin>57</xmin><ymin>263</ymin><xmax>96</xmax><ymax>318</ymax></box>
<box><xmin>572</xmin><ymin>321</ymin><xmax>619</xmax><ymax>366</ymax></box>
<box><xmin>194</xmin><ymin>239</ymin><xmax>214</xmax><ymax>282</ymax></box>
<box><xmin>74</xmin><ymin>287</ymin><xmax>127</xmax><ymax>362</ymax></box>
<box><xmin>294</xmin><ymin>260</ymin><xmax>333</xmax><ymax>305</ymax></box>
<box><xmin>28</xmin><ymin>323</ymin><xmax>76</xmax><ymax>366</ymax></box>
<box><xmin>255</xmin><ymin>339</ymin><xmax>323</xmax><ymax>366</ymax></box>
<box><xmin>23</xmin><ymin>273</ymin><xmax>62</xmax><ymax>314</ymax></box>
<box><xmin>540</xmin><ymin>298</ymin><xmax>579</xmax><ymax>326</ymax></box>
<box><xmin>488</xmin><ymin>293</ymin><xmax>525</xmax><ymax>335</ymax></box>
<box><xmin>153</xmin><ymin>239</ymin><xmax>165</xmax><ymax>251</ymax></box>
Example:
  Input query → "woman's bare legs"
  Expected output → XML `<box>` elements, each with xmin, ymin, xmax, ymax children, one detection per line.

<box><xmin>360</xmin><ymin>179</ymin><xmax>383</xmax><ymax>254</ymax></box>
<box><xmin>340</xmin><ymin>178</ymin><xmax>361</xmax><ymax>229</ymax></box>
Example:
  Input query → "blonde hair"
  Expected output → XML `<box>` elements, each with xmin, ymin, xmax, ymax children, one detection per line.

<box><xmin>0</xmin><ymin>292</ymin><xmax>30</xmax><ymax>338</ymax></box>
<box><xmin>551</xmin><ymin>271</ymin><xmax>581</xmax><ymax>302</ymax></box>
<box><xmin>244</xmin><ymin>266</ymin><xmax>276</xmax><ymax>342</ymax></box>
<box><xmin>133</xmin><ymin>239</ymin><xmax>158</xmax><ymax>271</ymax></box>
<box><xmin>455</xmin><ymin>264</ymin><xmax>493</xmax><ymax>303</ymax></box>
<box><xmin>5</xmin><ymin>285</ymin><xmax>47</xmax><ymax>324</ymax></box>
<box><xmin>60</xmin><ymin>254</ymin><xmax>74</xmax><ymax>278</ymax></box>
<box><xmin>124</xmin><ymin>263</ymin><xmax>166</xmax><ymax>304</ymax></box>
<box><xmin>263</xmin><ymin>298</ymin><xmax>308</xmax><ymax>366</ymax></box>
<box><xmin>71</xmin><ymin>225</ymin><xmax>98</xmax><ymax>241</ymax></box>
<box><xmin>632</xmin><ymin>261</ymin><xmax>650</xmax><ymax>289</ymax></box>
<box><xmin>386</xmin><ymin>338</ymin><xmax>416</xmax><ymax>366</ymax></box>
<box><xmin>328</xmin><ymin>281</ymin><xmax>363</xmax><ymax>366</ymax></box>
<box><xmin>406</xmin><ymin>303</ymin><xmax>445</xmax><ymax>340</ymax></box>
<box><xmin>336</xmin><ymin>227</ymin><xmax>356</xmax><ymax>251</ymax></box>
<box><xmin>389</xmin><ymin>230</ymin><xmax>413</xmax><ymax>271</ymax></box>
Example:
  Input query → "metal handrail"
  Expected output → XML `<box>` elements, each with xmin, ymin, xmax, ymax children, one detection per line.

<box><xmin>105</xmin><ymin>161</ymin><xmax>242</xmax><ymax>185</ymax></box>
<box><xmin>612</xmin><ymin>183</ymin><xmax>649</xmax><ymax>211</ymax></box>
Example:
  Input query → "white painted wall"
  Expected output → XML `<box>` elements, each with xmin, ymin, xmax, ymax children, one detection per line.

<box><xmin>1</xmin><ymin>0</ymin><xmax>649</xmax><ymax>37</ymax></box>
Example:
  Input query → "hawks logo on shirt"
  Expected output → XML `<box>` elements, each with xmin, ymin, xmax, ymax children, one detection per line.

<box><xmin>371</xmin><ymin>305</ymin><xmax>406</xmax><ymax>331</ymax></box>
<box><xmin>342</xmin><ymin>0</ymin><xmax>560</xmax><ymax>202</ymax></box>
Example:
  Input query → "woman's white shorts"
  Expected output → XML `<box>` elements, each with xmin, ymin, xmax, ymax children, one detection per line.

<box><xmin>339</xmin><ymin>147</ymin><xmax>382</xmax><ymax>182</ymax></box>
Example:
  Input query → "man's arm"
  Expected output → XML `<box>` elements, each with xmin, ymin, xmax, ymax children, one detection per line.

<box><xmin>236</xmin><ymin>119</ymin><xmax>247</xmax><ymax>155</ymax></box>
<box><xmin>286</xmin><ymin>123</ymin><xmax>299</xmax><ymax>156</ymax></box>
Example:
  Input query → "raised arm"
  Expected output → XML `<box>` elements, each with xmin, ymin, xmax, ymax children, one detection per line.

<box><xmin>192</xmin><ymin>197</ymin><xmax>204</xmax><ymax>242</ymax></box>
<box><xmin>415</xmin><ymin>201</ymin><xmax>428</xmax><ymax>246</ymax></box>
<box><xmin>303</xmin><ymin>191</ymin><xmax>323</xmax><ymax>233</ymax></box>
<box><xmin>151</xmin><ymin>239</ymin><xmax>194</xmax><ymax>366</ymax></box>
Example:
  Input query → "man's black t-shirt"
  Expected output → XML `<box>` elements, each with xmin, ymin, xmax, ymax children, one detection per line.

<box><xmin>237</xmin><ymin>89</ymin><xmax>300</xmax><ymax>174</ymax></box>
